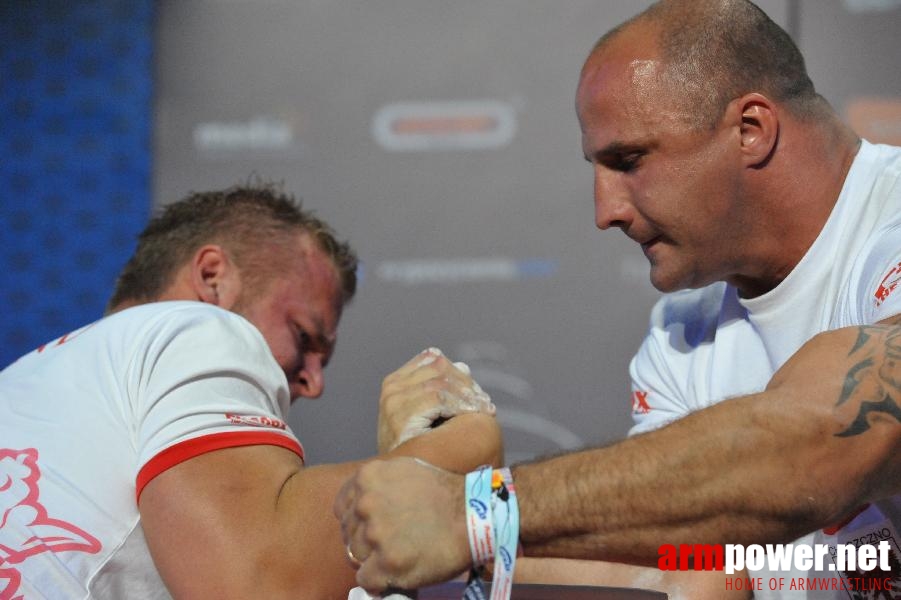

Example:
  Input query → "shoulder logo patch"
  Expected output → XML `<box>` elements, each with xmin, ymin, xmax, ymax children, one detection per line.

<box><xmin>874</xmin><ymin>261</ymin><xmax>901</xmax><ymax>307</ymax></box>
<box><xmin>631</xmin><ymin>390</ymin><xmax>651</xmax><ymax>414</ymax></box>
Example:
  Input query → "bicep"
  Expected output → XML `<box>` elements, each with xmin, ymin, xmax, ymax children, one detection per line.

<box><xmin>138</xmin><ymin>415</ymin><xmax>502</xmax><ymax>599</ymax></box>
<box><xmin>765</xmin><ymin>324</ymin><xmax>901</xmax><ymax>499</ymax></box>
<box><xmin>139</xmin><ymin>444</ymin><xmax>360</xmax><ymax>600</ymax></box>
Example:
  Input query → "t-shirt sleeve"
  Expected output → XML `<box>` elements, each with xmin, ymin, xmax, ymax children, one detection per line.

<box><xmin>853</xmin><ymin>217</ymin><xmax>901</xmax><ymax>324</ymax></box>
<box><xmin>130</xmin><ymin>306</ymin><xmax>303</xmax><ymax>500</ymax></box>
<box><xmin>627</xmin><ymin>299</ymin><xmax>694</xmax><ymax>437</ymax></box>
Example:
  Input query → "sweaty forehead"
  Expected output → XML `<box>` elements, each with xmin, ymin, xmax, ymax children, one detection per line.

<box><xmin>577</xmin><ymin>53</ymin><xmax>664</xmax><ymax>147</ymax></box>
<box><xmin>583</xmin><ymin>19</ymin><xmax>665</xmax><ymax>80</ymax></box>
<box><xmin>272</xmin><ymin>234</ymin><xmax>343</xmax><ymax>313</ymax></box>
<box><xmin>576</xmin><ymin>24</ymin><xmax>703</xmax><ymax>153</ymax></box>
<box><xmin>302</xmin><ymin>237</ymin><xmax>343</xmax><ymax>294</ymax></box>
<box><xmin>579</xmin><ymin>24</ymin><xmax>664</xmax><ymax>96</ymax></box>
<box><xmin>578</xmin><ymin>57</ymin><xmax>662</xmax><ymax>110</ymax></box>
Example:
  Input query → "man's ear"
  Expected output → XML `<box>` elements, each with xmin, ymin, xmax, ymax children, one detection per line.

<box><xmin>190</xmin><ymin>245</ymin><xmax>242</xmax><ymax>308</ymax></box>
<box><xmin>734</xmin><ymin>92</ymin><xmax>779</xmax><ymax>168</ymax></box>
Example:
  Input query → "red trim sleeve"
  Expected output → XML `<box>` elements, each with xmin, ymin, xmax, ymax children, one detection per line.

<box><xmin>136</xmin><ymin>431</ymin><xmax>304</xmax><ymax>503</ymax></box>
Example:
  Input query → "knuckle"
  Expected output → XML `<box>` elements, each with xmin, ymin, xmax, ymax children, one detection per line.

<box><xmin>357</xmin><ymin>461</ymin><xmax>384</xmax><ymax>485</ymax></box>
<box><xmin>425</xmin><ymin>377</ymin><xmax>451</xmax><ymax>391</ymax></box>
<box><xmin>380</xmin><ymin>547</ymin><xmax>415</xmax><ymax>576</ymax></box>
<box><xmin>379</xmin><ymin>391</ymin><xmax>398</xmax><ymax>408</ymax></box>
<box><xmin>381</xmin><ymin>379</ymin><xmax>401</xmax><ymax>397</ymax></box>
<box><xmin>355</xmin><ymin>492</ymin><xmax>379</xmax><ymax>519</ymax></box>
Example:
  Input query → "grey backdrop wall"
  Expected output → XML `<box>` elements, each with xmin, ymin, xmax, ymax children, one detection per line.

<box><xmin>153</xmin><ymin>0</ymin><xmax>901</xmax><ymax>466</ymax></box>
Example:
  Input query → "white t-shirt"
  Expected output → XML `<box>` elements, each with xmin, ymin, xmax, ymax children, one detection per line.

<box><xmin>0</xmin><ymin>301</ymin><xmax>302</xmax><ymax>599</ymax></box>
<box><xmin>629</xmin><ymin>141</ymin><xmax>901</xmax><ymax>599</ymax></box>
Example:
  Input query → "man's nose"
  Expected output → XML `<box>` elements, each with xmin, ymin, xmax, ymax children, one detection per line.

<box><xmin>594</xmin><ymin>167</ymin><xmax>633</xmax><ymax>231</ymax></box>
<box><xmin>296</xmin><ymin>354</ymin><xmax>325</xmax><ymax>398</ymax></box>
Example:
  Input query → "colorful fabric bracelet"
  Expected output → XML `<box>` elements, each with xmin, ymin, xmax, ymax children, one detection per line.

<box><xmin>464</xmin><ymin>465</ymin><xmax>495</xmax><ymax>567</ymax></box>
<box><xmin>488</xmin><ymin>467</ymin><xmax>519</xmax><ymax>600</ymax></box>
<box><xmin>462</xmin><ymin>466</ymin><xmax>520</xmax><ymax>600</ymax></box>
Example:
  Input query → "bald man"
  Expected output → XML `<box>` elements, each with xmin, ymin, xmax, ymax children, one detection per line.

<box><xmin>335</xmin><ymin>1</ymin><xmax>901</xmax><ymax>598</ymax></box>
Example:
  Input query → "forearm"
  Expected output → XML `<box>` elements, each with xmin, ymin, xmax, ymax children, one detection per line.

<box><xmin>514</xmin><ymin>395</ymin><xmax>831</xmax><ymax>562</ymax></box>
<box><xmin>334</xmin><ymin>325</ymin><xmax>901</xmax><ymax>594</ymax></box>
<box><xmin>142</xmin><ymin>415</ymin><xmax>499</xmax><ymax>599</ymax></box>
<box><xmin>276</xmin><ymin>414</ymin><xmax>498</xmax><ymax>592</ymax></box>
<box><xmin>270</xmin><ymin>414</ymin><xmax>500</xmax><ymax>595</ymax></box>
<box><xmin>515</xmin><ymin>327</ymin><xmax>901</xmax><ymax>562</ymax></box>
<box><xmin>390</xmin><ymin>412</ymin><xmax>503</xmax><ymax>471</ymax></box>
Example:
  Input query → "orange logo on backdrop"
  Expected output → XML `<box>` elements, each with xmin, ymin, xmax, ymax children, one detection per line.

<box><xmin>847</xmin><ymin>97</ymin><xmax>901</xmax><ymax>146</ymax></box>
<box><xmin>391</xmin><ymin>115</ymin><xmax>499</xmax><ymax>135</ymax></box>
<box><xmin>371</xmin><ymin>101</ymin><xmax>517</xmax><ymax>152</ymax></box>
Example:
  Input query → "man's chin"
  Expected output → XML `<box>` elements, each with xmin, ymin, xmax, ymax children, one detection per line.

<box><xmin>648</xmin><ymin>267</ymin><xmax>699</xmax><ymax>293</ymax></box>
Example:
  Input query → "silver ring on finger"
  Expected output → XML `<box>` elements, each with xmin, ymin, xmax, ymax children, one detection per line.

<box><xmin>346</xmin><ymin>544</ymin><xmax>362</xmax><ymax>568</ymax></box>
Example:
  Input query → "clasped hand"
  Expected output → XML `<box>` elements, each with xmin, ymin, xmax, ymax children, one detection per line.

<box><xmin>334</xmin><ymin>457</ymin><xmax>472</xmax><ymax>593</ymax></box>
<box><xmin>377</xmin><ymin>347</ymin><xmax>495</xmax><ymax>453</ymax></box>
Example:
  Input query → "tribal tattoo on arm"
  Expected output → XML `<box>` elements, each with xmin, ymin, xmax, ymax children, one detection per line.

<box><xmin>834</xmin><ymin>324</ymin><xmax>901</xmax><ymax>438</ymax></box>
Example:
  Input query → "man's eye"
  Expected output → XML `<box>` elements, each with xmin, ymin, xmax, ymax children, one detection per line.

<box><xmin>598</xmin><ymin>150</ymin><xmax>645</xmax><ymax>172</ymax></box>
<box><xmin>615</xmin><ymin>152</ymin><xmax>644</xmax><ymax>172</ymax></box>
<box><xmin>296</xmin><ymin>327</ymin><xmax>312</xmax><ymax>348</ymax></box>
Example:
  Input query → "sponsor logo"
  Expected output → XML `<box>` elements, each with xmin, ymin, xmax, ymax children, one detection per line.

<box><xmin>375</xmin><ymin>258</ymin><xmax>557</xmax><ymax>286</ymax></box>
<box><xmin>468</xmin><ymin>498</ymin><xmax>488</xmax><ymax>520</ymax></box>
<box><xmin>225</xmin><ymin>413</ymin><xmax>287</xmax><ymax>430</ymax></box>
<box><xmin>371</xmin><ymin>100</ymin><xmax>517</xmax><ymax>152</ymax></box>
<box><xmin>499</xmin><ymin>546</ymin><xmax>513</xmax><ymax>571</ymax></box>
<box><xmin>631</xmin><ymin>390</ymin><xmax>651</xmax><ymax>414</ymax></box>
<box><xmin>874</xmin><ymin>261</ymin><xmax>901</xmax><ymax>307</ymax></box>
<box><xmin>659</xmin><ymin>542</ymin><xmax>892</xmax><ymax>574</ymax></box>
<box><xmin>192</xmin><ymin>115</ymin><xmax>305</xmax><ymax>158</ymax></box>
<box><xmin>657</xmin><ymin>542</ymin><xmax>897</xmax><ymax>596</ymax></box>
<box><xmin>1</xmin><ymin>448</ymin><xmax>102</xmax><ymax>599</ymax></box>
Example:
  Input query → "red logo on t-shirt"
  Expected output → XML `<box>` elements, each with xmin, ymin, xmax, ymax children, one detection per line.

<box><xmin>1</xmin><ymin>448</ymin><xmax>102</xmax><ymax>599</ymax></box>
<box><xmin>874</xmin><ymin>261</ymin><xmax>901</xmax><ymax>307</ymax></box>
<box><xmin>224</xmin><ymin>413</ymin><xmax>287</xmax><ymax>430</ymax></box>
<box><xmin>631</xmin><ymin>390</ymin><xmax>651</xmax><ymax>414</ymax></box>
<box><xmin>35</xmin><ymin>323</ymin><xmax>96</xmax><ymax>354</ymax></box>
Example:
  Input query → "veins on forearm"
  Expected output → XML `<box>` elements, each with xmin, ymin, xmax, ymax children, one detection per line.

<box><xmin>835</xmin><ymin>326</ymin><xmax>901</xmax><ymax>437</ymax></box>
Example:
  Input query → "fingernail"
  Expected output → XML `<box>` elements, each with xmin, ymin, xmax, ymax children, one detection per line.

<box><xmin>417</xmin><ymin>354</ymin><xmax>438</xmax><ymax>367</ymax></box>
<box><xmin>453</xmin><ymin>361</ymin><xmax>471</xmax><ymax>375</ymax></box>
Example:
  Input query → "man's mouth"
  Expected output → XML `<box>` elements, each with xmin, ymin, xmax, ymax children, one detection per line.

<box><xmin>640</xmin><ymin>236</ymin><xmax>661</xmax><ymax>253</ymax></box>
